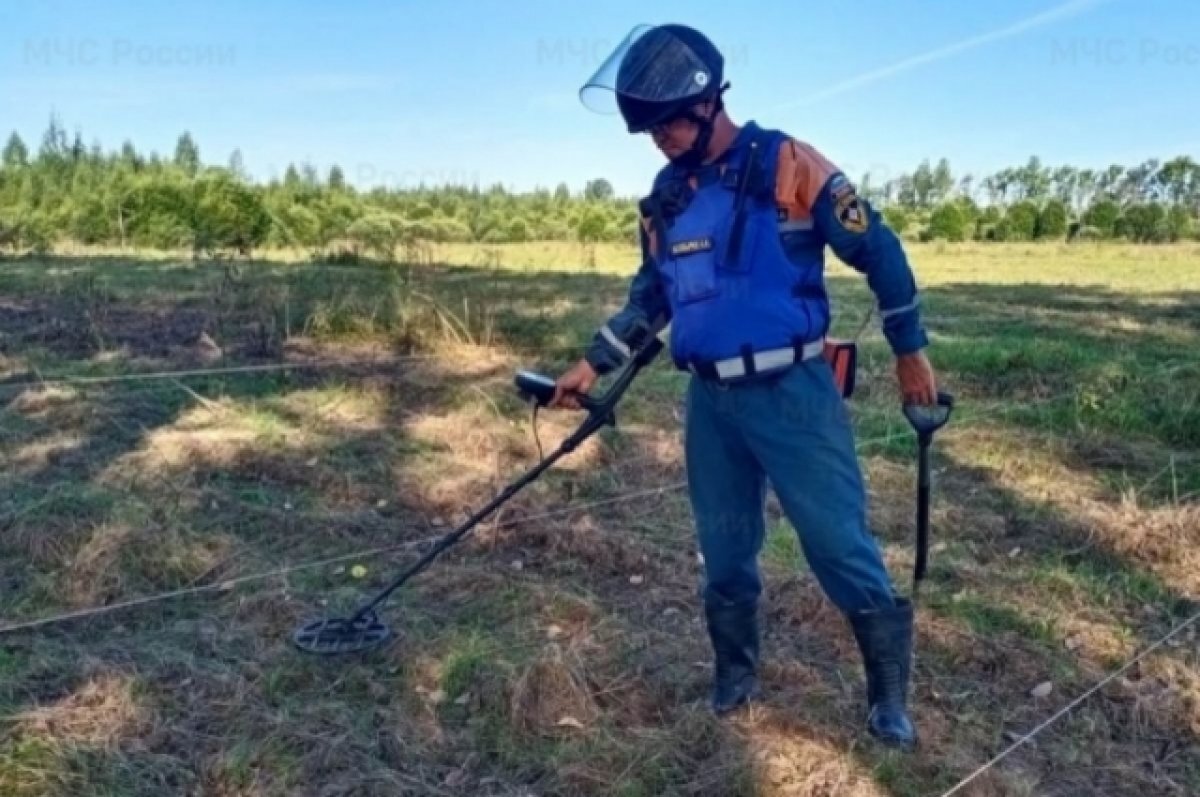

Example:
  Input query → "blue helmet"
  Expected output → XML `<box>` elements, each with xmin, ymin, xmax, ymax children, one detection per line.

<box><xmin>581</xmin><ymin>24</ymin><xmax>726</xmax><ymax>133</ymax></box>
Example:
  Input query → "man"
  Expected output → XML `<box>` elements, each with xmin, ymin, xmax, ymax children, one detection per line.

<box><xmin>552</xmin><ymin>24</ymin><xmax>937</xmax><ymax>749</ymax></box>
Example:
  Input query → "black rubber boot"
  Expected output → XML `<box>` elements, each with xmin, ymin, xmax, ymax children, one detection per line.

<box><xmin>704</xmin><ymin>599</ymin><xmax>760</xmax><ymax>715</ymax></box>
<box><xmin>849</xmin><ymin>597</ymin><xmax>917</xmax><ymax>748</ymax></box>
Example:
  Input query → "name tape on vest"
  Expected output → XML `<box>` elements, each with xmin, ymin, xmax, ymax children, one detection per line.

<box><xmin>670</xmin><ymin>237</ymin><xmax>714</xmax><ymax>257</ymax></box>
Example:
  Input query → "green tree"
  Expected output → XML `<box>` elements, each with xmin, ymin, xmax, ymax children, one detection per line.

<box><xmin>507</xmin><ymin>217</ymin><xmax>530</xmax><ymax>242</ymax></box>
<box><xmin>39</xmin><ymin>115</ymin><xmax>69</xmax><ymax>162</ymax></box>
<box><xmin>931</xmin><ymin>158</ymin><xmax>954</xmax><ymax>204</ymax></box>
<box><xmin>346</xmin><ymin>213</ymin><xmax>401</xmax><ymax>259</ymax></box>
<box><xmin>1035</xmin><ymin>199</ymin><xmax>1069</xmax><ymax>240</ymax></box>
<box><xmin>1117</xmin><ymin>203</ymin><xmax>1169</xmax><ymax>243</ymax></box>
<box><xmin>1082</xmin><ymin>199</ymin><xmax>1120</xmax><ymax>238</ymax></box>
<box><xmin>584</xmin><ymin>178</ymin><xmax>614</xmax><ymax>202</ymax></box>
<box><xmin>911</xmin><ymin>160</ymin><xmax>934</xmax><ymax>208</ymax></box>
<box><xmin>999</xmin><ymin>201</ymin><xmax>1038</xmax><ymax>240</ymax></box>
<box><xmin>1156</xmin><ymin>156</ymin><xmax>1199</xmax><ymax>206</ymax></box>
<box><xmin>228</xmin><ymin>149</ymin><xmax>247</xmax><ymax>180</ymax></box>
<box><xmin>974</xmin><ymin>205</ymin><xmax>1003</xmax><ymax>240</ymax></box>
<box><xmin>284</xmin><ymin>164</ymin><xmax>301</xmax><ymax>189</ymax></box>
<box><xmin>174</xmin><ymin>132</ymin><xmax>201</xmax><ymax>177</ymax></box>
<box><xmin>1051</xmin><ymin>166</ymin><xmax>1077</xmax><ymax>204</ymax></box>
<box><xmin>119</xmin><ymin>140</ymin><xmax>143</xmax><ymax>170</ymax></box>
<box><xmin>927</xmin><ymin>202</ymin><xmax>966</xmax><ymax>241</ymax></box>
<box><xmin>328</xmin><ymin>165</ymin><xmax>347</xmax><ymax>192</ymax></box>
<box><xmin>576</xmin><ymin>207</ymin><xmax>608</xmax><ymax>242</ymax></box>
<box><xmin>128</xmin><ymin>177</ymin><xmax>194</xmax><ymax>249</ymax></box>
<box><xmin>190</xmin><ymin>172</ymin><xmax>270</xmax><ymax>254</ymax></box>
<box><xmin>1016</xmin><ymin>156</ymin><xmax>1050</xmax><ymax>200</ymax></box>
<box><xmin>2</xmin><ymin>132</ymin><xmax>29</xmax><ymax>168</ymax></box>
<box><xmin>1166</xmin><ymin>205</ymin><xmax>1193</xmax><ymax>241</ymax></box>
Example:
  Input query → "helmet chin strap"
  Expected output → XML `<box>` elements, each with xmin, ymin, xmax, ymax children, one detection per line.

<box><xmin>669</xmin><ymin>82</ymin><xmax>729</xmax><ymax>170</ymax></box>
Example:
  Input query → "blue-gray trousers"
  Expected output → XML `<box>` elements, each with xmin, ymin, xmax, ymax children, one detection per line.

<box><xmin>684</xmin><ymin>359</ymin><xmax>898</xmax><ymax>613</ymax></box>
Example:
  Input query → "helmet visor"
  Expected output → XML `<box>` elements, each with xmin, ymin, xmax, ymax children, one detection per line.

<box><xmin>580</xmin><ymin>24</ymin><xmax>716</xmax><ymax>114</ymax></box>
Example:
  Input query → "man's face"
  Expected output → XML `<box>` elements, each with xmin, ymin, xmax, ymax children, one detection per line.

<box><xmin>646</xmin><ymin>101</ymin><xmax>710</xmax><ymax>160</ymax></box>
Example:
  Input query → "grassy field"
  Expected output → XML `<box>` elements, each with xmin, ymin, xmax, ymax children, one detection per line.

<box><xmin>0</xmin><ymin>242</ymin><xmax>1197</xmax><ymax>796</ymax></box>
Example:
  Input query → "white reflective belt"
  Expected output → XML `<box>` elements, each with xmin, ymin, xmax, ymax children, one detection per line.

<box><xmin>704</xmin><ymin>339</ymin><xmax>825</xmax><ymax>381</ymax></box>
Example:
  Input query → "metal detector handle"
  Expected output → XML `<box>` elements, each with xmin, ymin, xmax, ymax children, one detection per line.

<box><xmin>905</xmin><ymin>391</ymin><xmax>954</xmax><ymax>587</ymax></box>
<box><xmin>903</xmin><ymin>391</ymin><xmax>955</xmax><ymax>439</ymax></box>
<box><xmin>559</xmin><ymin>335</ymin><xmax>664</xmax><ymax>434</ymax></box>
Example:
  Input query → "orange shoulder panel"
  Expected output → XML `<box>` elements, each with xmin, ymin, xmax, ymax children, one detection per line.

<box><xmin>775</xmin><ymin>138</ymin><xmax>841</xmax><ymax>215</ymax></box>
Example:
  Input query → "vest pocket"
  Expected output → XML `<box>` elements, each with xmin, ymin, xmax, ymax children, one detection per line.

<box><xmin>669</xmin><ymin>246</ymin><xmax>719</xmax><ymax>305</ymax></box>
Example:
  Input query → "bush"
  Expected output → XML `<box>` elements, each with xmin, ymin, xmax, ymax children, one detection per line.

<box><xmin>507</xmin><ymin>217</ymin><xmax>530</xmax><ymax>243</ymax></box>
<box><xmin>346</xmin><ymin>213</ymin><xmax>401</xmax><ymax>259</ymax></box>
<box><xmin>575</xmin><ymin>208</ymin><xmax>609</xmax><ymax>243</ymax></box>
<box><xmin>882</xmin><ymin>206</ymin><xmax>910</xmax><ymax>234</ymax></box>
<box><xmin>927</xmin><ymin>203</ymin><xmax>966</xmax><ymax>242</ymax></box>
<box><xmin>1166</xmin><ymin>205</ymin><xmax>1193</xmax><ymax>242</ymax></box>
<box><xmin>191</xmin><ymin>172</ymin><xmax>270</xmax><ymax>255</ymax></box>
<box><xmin>1036</xmin><ymin>199</ymin><xmax>1069</xmax><ymax>240</ymax></box>
<box><xmin>1082</xmin><ymin>199</ymin><xmax>1120</xmax><ymax>237</ymax></box>
<box><xmin>1117</xmin><ymin>204</ymin><xmax>1169</xmax><ymax>243</ymax></box>
<box><xmin>998</xmin><ymin>201</ymin><xmax>1038</xmax><ymax>241</ymax></box>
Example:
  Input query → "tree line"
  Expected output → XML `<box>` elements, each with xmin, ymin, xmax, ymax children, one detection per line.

<box><xmin>866</xmin><ymin>156</ymin><xmax>1198</xmax><ymax>243</ymax></box>
<box><xmin>1</xmin><ymin>119</ymin><xmax>1197</xmax><ymax>258</ymax></box>
<box><xmin>0</xmin><ymin>119</ymin><xmax>634</xmax><ymax>258</ymax></box>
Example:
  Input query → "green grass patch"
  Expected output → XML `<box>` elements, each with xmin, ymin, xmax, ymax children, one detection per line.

<box><xmin>932</xmin><ymin>591</ymin><xmax>1059</xmax><ymax>645</ymax></box>
<box><xmin>763</xmin><ymin>520</ymin><xmax>803</xmax><ymax>572</ymax></box>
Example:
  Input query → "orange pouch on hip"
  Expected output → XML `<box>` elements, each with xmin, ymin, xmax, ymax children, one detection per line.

<box><xmin>823</xmin><ymin>339</ymin><xmax>857</xmax><ymax>399</ymax></box>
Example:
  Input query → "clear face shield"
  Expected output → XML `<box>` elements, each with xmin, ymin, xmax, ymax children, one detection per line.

<box><xmin>579</xmin><ymin>24</ymin><xmax>716</xmax><ymax>119</ymax></box>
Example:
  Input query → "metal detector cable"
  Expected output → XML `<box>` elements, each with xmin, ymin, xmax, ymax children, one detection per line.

<box><xmin>531</xmin><ymin>403</ymin><xmax>545</xmax><ymax>460</ymax></box>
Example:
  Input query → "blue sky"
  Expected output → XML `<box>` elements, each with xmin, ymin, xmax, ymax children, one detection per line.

<box><xmin>2</xmin><ymin>0</ymin><xmax>1197</xmax><ymax>196</ymax></box>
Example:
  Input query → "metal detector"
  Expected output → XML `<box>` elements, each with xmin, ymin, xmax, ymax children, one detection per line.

<box><xmin>903</xmin><ymin>391</ymin><xmax>954</xmax><ymax>601</ymax></box>
<box><xmin>292</xmin><ymin>334</ymin><xmax>664</xmax><ymax>655</ymax></box>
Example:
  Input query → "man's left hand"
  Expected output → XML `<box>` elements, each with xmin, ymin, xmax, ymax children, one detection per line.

<box><xmin>896</xmin><ymin>350</ymin><xmax>937</xmax><ymax>406</ymax></box>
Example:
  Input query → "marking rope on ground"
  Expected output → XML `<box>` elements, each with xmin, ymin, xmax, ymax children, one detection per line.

<box><xmin>939</xmin><ymin>607</ymin><xmax>1200</xmax><ymax>796</ymax></box>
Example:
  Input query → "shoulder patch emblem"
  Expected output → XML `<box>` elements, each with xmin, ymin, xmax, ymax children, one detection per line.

<box><xmin>833</xmin><ymin>178</ymin><xmax>869</xmax><ymax>233</ymax></box>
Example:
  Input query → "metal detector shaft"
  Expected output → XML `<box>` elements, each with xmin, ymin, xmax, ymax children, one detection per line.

<box><xmin>350</xmin><ymin>412</ymin><xmax>608</xmax><ymax>622</ymax></box>
<box><xmin>913</xmin><ymin>434</ymin><xmax>932</xmax><ymax>584</ymax></box>
<box><xmin>348</xmin><ymin>336</ymin><xmax>664</xmax><ymax>624</ymax></box>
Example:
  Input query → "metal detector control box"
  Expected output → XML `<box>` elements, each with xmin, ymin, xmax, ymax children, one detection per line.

<box><xmin>514</xmin><ymin>371</ymin><xmax>558</xmax><ymax>406</ymax></box>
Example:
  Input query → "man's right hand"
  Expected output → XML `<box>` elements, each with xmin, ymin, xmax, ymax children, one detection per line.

<box><xmin>551</xmin><ymin>358</ymin><xmax>599</xmax><ymax>410</ymax></box>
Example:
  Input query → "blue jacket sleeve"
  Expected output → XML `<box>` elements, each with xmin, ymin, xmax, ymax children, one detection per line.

<box><xmin>811</xmin><ymin>174</ymin><xmax>929</xmax><ymax>355</ymax></box>
<box><xmin>583</xmin><ymin>226</ymin><xmax>671</xmax><ymax>375</ymax></box>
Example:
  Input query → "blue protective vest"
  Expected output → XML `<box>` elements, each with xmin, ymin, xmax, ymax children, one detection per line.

<box><xmin>644</xmin><ymin>123</ymin><xmax>830</xmax><ymax>373</ymax></box>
